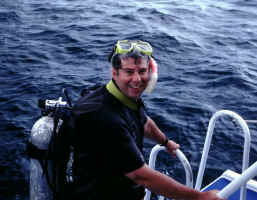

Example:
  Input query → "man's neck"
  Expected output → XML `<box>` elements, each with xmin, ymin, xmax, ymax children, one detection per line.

<box><xmin>106</xmin><ymin>80</ymin><xmax>139</xmax><ymax>111</ymax></box>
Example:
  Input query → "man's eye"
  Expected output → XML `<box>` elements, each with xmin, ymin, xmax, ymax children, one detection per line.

<box><xmin>125</xmin><ymin>70</ymin><xmax>134</xmax><ymax>75</ymax></box>
<box><xmin>139</xmin><ymin>69</ymin><xmax>147</xmax><ymax>75</ymax></box>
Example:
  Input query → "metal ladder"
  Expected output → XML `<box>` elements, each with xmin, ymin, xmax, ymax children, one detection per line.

<box><xmin>144</xmin><ymin>110</ymin><xmax>252</xmax><ymax>200</ymax></box>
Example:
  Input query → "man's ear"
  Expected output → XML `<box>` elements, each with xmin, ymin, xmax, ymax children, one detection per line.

<box><xmin>112</xmin><ymin>68</ymin><xmax>118</xmax><ymax>80</ymax></box>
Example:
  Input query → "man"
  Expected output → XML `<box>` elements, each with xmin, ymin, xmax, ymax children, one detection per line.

<box><xmin>70</xmin><ymin>40</ymin><xmax>223</xmax><ymax>200</ymax></box>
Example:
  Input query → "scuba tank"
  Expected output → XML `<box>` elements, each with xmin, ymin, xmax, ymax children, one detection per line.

<box><xmin>28</xmin><ymin>89</ymin><xmax>73</xmax><ymax>200</ymax></box>
<box><xmin>30</xmin><ymin>115</ymin><xmax>54</xmax><ymax>200</ymax></box>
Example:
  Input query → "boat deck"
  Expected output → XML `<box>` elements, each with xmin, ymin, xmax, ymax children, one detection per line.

<box><xmin>202</xmin><ymin>170</ymin><xmax>257</xmax><ymax>200</ymax></box>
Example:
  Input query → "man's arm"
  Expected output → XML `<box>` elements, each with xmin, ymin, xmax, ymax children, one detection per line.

<box><xmin>144</xmin><ymin>116</ymin><xmax>179</xmax><ymax>156</ymax></box>
<box><xmin>126</xmin><ymin>164</ymin><xmax>222</xmax><ymax>200</ymax></box>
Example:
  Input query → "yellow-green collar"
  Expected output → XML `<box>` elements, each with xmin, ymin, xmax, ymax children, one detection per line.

<box><xmin>106</xmin><ymin>80</ymin><xmax>138</xmax><ymax>111</ymax></box>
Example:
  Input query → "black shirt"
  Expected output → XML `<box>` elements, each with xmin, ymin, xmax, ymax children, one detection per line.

<box><xmin>71</xmin><ymin>84</ymin><xmax>147</xmax><ymax>200</ymax></box>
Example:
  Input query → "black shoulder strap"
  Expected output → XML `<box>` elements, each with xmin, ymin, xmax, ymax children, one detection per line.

<box><xmin>27</xmin><ymin>141</ymin><xmax>48</xmax><ymax>160</ymax></box>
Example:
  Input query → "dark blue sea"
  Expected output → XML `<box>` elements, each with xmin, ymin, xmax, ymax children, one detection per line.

<box><xmin>1</xmin><ymin>0</ymin><xmax>257</xmax><ymax>199</ymax></box>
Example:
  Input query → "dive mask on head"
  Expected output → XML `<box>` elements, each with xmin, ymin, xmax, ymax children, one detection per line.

<box><xmin>108</xmin><ymin>40</ymin><xmax>153</xmax><ymax>62</ymax></box>
<box><xmin>115</xmin><ymin>40</ymin><xmax>153</xmax><ymax>55</ymax></box>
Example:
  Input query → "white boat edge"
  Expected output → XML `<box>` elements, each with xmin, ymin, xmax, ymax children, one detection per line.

<box><xmin>201</xmin><ymin>169</ymin><xmax>257</xmax><ymax>193</ymax></box>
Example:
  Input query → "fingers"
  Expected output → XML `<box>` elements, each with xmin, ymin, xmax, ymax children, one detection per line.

<box><xmin>203</xmin><ymin>190</ymin><xmax>226</xmax><ymax>200</ymax></box>
<box><xmin>166</xmin><ymin>140</ymin><xmax>180</xmax><ymax>158</ymax></box>
<box><xmin>168</xmin><ymin>140</ymin><xmax>180</xmax><ymax>151</ymax></box>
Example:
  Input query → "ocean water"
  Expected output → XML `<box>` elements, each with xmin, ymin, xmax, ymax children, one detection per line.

<box><xmin>1</xmin><ymin>0</ymin><xmax>257</xmax><ymax>199</ymax></box>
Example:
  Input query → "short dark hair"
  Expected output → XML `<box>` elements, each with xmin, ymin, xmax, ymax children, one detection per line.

<box><xmin>110</xmin><ymin>49</ymin><xmax>150</xmax><ymax>70</ymax></box>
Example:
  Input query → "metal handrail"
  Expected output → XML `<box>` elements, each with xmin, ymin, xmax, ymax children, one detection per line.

<box><xmin>195</xmin><ymin>110</ymin><xmax>251</xmax><ymax>200</ymax></box>
<box><xmin>144</xmin><ymin>145</ymin><xmax>193</xmax><ymax>200</ymax></box>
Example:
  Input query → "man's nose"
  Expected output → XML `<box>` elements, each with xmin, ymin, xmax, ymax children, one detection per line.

<box><xmin>132</xmin><ymin>71</ymin><xmax>141</xmax><ymax>82</ymax></box>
